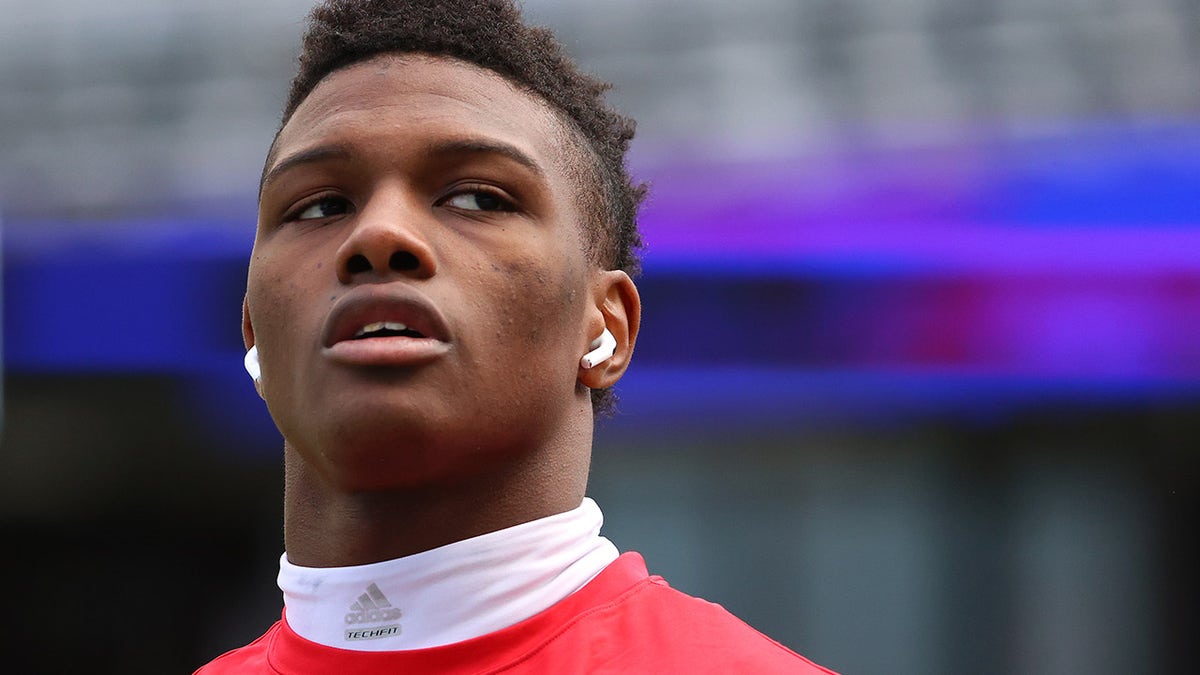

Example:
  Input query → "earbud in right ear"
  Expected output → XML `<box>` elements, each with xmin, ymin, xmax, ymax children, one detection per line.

<box><xmin>580</xmin><ymin>328</ymin><xmax>617</xmax><ymax>369</ymax></box>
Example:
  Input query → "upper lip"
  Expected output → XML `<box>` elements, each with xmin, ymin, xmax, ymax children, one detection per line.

<box><xmin>322</xmin><ymin>285</ymin><xmax>451</xmax><ymax>348</ymax></box>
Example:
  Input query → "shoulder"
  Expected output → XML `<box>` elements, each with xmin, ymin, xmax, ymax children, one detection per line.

<box><xmin>193</xmin><ymin>621</ymin><xmax>279</xmax><ymax>675</ymax></box>
<box><xmin>593</xmin><ymin>574</ymin><xmax>838</xmax><ymax>674</ymax></box>
<box><xmin>530</xmin><ymin>553</ymin><xmax>838</xmax><ymax>674</ymax></box>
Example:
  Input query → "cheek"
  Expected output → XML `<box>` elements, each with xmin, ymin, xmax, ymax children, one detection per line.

<box><xmin>247</xmin><ymin>261</ymin><xmax>293</xmax><ymax>334</ymax></box>
<box><xmin>246</xmin><ymin>254</ymin><xmax>329</xmax><ymax>363</ymax></box>
<box><xmin>247</xmin><ymin>255</ymin><xmax>331</xmax><ymax>424</ymax></box>
<box><xmin>489</xmin><ymin>256</ymin><xmax>582</xmax><ymax>351</ymax></box>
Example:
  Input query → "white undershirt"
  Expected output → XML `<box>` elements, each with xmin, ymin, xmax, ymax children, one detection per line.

<box><xmin>277</xmin><ymin>498</ymin><xmax>620</xmax><ymax>651</ymax></box>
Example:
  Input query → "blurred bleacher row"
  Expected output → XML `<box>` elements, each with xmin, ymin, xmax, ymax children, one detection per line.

<box><xmin>2</xmin><ymin>0</ymin><xmax>1198</xmax><ymax>217</ymax></box>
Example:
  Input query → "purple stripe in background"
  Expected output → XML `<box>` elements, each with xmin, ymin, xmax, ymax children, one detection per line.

<box><xmin>627</xmin><ymin>125</ymin><xmax>1200</xmax><ymax>394</ymax></box>
<box><xmin>642</xmin><ymin>218</ymin><xmax>1200</xmax><ymax>276</ymax></box>
<box><xmin>636</xmin><ymin>124</ymin><xmax>1200</xmax><ymax>274</ymax></box>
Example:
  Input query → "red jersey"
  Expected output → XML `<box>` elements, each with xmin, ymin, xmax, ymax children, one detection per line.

<box><xmin>196</xmin><ymin>552</ymin><xmax>837</xmax><ymax>674</ymax></box>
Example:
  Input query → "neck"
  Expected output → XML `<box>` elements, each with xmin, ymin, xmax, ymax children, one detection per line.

<box><xmin>282</xmin><ymin>423</ymin><xmax>592</xmax><ymax>567</ymax></box>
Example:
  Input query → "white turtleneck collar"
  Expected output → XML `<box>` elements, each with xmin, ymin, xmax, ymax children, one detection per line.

<box><xmin>277</xmin><ymin>498</ymin><xmax>620</xmax><ymax>651</ymax></box>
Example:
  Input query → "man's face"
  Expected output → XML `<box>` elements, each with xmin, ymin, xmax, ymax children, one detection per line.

<box><xmin>247</xmin><ymin>55</ymin><xmax>602</xmax><ymax>489</ymax></box>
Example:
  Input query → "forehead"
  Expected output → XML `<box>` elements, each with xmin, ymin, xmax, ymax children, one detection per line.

<box><xmin>268</xmin><ymin>54</ymin><xmax>576</xmax><ymax>178</ymax></box>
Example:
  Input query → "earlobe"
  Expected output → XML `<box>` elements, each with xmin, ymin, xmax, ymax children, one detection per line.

<box><xmin>578</xmin><ymin>270</ymin><xmax>640</xmax><ymax>390</ymax></box>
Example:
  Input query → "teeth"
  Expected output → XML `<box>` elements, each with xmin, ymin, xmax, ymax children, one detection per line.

<box><xmin>354</xmin><ymin>321</ymin><xmax>409</xmax><ymax>338</ymax></box>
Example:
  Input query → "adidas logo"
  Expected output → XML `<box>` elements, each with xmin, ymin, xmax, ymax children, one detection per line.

<box><xmin>343</xmin><ymin>582</ymin><xmax>402</xmax><ymax>641</ymax></box>
<box><xmin>345</xmin><ymin>583</ymin><xmax>403</xmax><ymax>624</ymax></box>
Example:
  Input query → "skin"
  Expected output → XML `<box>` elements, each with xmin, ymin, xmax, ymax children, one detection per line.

<box><xmin>244</xmin><ymin>54</ymin><xmax>639</xmax><ymax>567</ymax></box>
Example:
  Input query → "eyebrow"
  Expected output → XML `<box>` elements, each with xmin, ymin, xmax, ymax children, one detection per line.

<box><xmin>260</xmin><ymin>144</ymin><xmax>354</xmax><ymax>195</ymax></box>
<box><xmin>259</xmin><ymin>138</ymin><xmax>546</xmax><ymax>196</ymax></box>
<box><xmin>422</xmin><ymin>139</ymin><xmax>545</xmax><ymax>178</ymax></box>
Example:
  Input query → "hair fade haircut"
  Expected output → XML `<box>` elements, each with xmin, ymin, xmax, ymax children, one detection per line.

<box><xmin>277</xmin><ymin>0</ymin><xmax>646</xmax><ymax>415</ymax></box>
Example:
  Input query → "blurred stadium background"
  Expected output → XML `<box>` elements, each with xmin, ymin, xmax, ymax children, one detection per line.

<box><xmin>2</xmin><ymin>0</ymin><xmax>1198</xmax><ymax>672</ymax></box>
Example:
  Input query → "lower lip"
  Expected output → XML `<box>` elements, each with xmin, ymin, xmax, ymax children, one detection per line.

<box><xmin>323</xmin><ymin>337</ymin><xmax>451</xmax><ymax>367</ymax></box>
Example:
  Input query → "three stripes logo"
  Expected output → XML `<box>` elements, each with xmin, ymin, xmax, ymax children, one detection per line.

<box><xmin>343</xmin><ymin>582</ymin><xmax>403</xmax><ymax>641</ymax></box>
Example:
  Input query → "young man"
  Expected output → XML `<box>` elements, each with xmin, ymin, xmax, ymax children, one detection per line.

<box><xmin>197</xmin><ymin>1</ymin><xmax>837</xmax><ymax>672</ymax></box>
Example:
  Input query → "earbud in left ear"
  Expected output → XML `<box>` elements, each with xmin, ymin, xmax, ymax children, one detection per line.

<box><xmin>244</xmin><ymin>345</ymin><xmax>261</xmax><ymax>382</ymax></box>
<box><xmin>580</xmin><ymin>328</ymin><xmax>617</xmax><ymax>369</ymax></box>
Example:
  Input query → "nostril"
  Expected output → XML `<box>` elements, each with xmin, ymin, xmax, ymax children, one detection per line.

<box><xmin>346</xmin><ymin>254</ymin><xmax>372</xmax><ymax>275</ymax></box>
<box><xmin>389</xmin><ymin>251</ymin><xmax>419</xmax><ymax>272</ymax></box>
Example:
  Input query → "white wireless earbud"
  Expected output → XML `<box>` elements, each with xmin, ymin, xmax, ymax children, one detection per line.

<box><xmin>244</xmin><ymin>345</ymin><xmax>261</xmax><ymax>382</ymax></box>
<box><xmin>580</xmin><ymin>328</ymin><xmax>617</xmax><ymax>369</ymax></box>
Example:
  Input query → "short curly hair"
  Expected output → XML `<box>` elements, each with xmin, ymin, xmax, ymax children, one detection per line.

<box><xmin>272</xmin><ymin>0</ymin><xmax>645</xmax><ymax>416</ymax></box>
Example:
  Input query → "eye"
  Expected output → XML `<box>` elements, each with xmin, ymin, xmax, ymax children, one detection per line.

<box><xmin>286</xmin><ymin>195</ymin><xmax>351</xmax><ymax>222</ymax></box>
<box><xmin>441</xmin><ymin>188</ymin><xmax>516</xmax><ymax>212</ymax></box>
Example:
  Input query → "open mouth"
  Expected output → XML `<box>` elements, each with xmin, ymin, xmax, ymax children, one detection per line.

<box><xmin>322</xmin><ymin>291</ymin><xmax>451</xmax><ymax>366</ymax></box>
<box><xmin>352</xmin><ymin>321</ymin><xmax>427</xmax><ymax>340</ymax></box>
<box><xmin>323</xmin><ymin>288</ymin><xmax>451</xmax><ymax>355</ymax></box>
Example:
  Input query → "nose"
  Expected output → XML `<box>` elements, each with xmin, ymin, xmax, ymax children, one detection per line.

<box><xmin>335</xmin><ymin>193</ymin><xmax>437</xmax><ymax>284</ymax></box>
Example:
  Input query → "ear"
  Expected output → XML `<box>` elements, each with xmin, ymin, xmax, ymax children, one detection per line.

<box><xmin>242</xmin><ymin>295</ymin><xmax>265</xmax><ymax>399</ymax></box>
<box><xmin>242</xmin><ymin>294</ymin><xmax>255</xmax><ymax>350</ymax></box>
<box><xmin>578</xmin><ymin>270</ymin><xmax>640</xmax><ymax>390</ymax></box>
